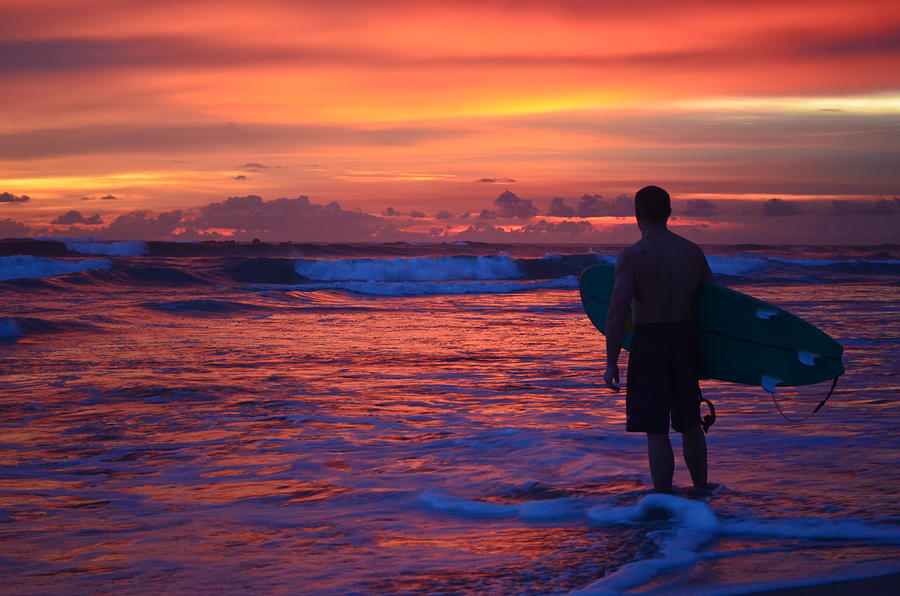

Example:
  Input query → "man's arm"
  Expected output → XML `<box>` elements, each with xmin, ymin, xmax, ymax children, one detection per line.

<box><xmin>604</xmin><ymin>250</ymin><xmax>635</xmax><ymax>392</ymax></box>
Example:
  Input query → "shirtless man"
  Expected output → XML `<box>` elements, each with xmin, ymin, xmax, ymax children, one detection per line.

<box><xmin>603</xmin><ymin>185</ymin><xmax>712</xmax><ymax>494</ymax></box>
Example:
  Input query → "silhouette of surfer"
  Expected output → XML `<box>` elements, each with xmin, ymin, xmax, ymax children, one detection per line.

<box><xmin>603</xmin><ymin>186</ymin><xmax>712</xmax><ymax>494</ymax></box>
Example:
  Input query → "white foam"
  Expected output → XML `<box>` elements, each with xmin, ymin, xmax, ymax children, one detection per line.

<box><xmin>0</xmin><ymin>255</ymin><xmax>111</xmax><ymax>281</ymax></box>
<box><xmin>590</xmin><ymin>493</ymin><xmax>718</xmax><ymax>554</ymax></box>
<box><xmin>63</xmin><ymin>240</ymin><xmax>148</xmax><ymax>256</ymax></box>
<box><xmin>575</xmin><ymin>494</ymin><xmax>900</xmax><ymax>595</ymax></box>
<box><xmin>0</xmin><ymin>317</ymin><xmax>24</xmax><ymax>339</ymax></box>
<box><xmin>420</xmin><ymin>489</ymin><xmax>518</xmax><ymax>517</ymax></box>
<box><xmin>294</xmin><ymin>255</ymin><xmax>522</xmax><ymax>282</ymax></box>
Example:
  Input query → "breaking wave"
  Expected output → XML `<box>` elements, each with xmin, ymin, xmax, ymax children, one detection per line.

<box><xmin>0</xmin><ymin>255</ymin><xmax>111</xmax><ymax>281</ymax></box>
<box><xmin>63</xmin><ymin>240</ymin><xmax>149</xmax><ymax>257</ymax></box>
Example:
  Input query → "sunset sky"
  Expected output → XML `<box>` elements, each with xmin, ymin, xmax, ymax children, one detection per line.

<box><xmin>1</xmin><ymin>0</ymin><xmax>898</xmax><ymax>243</ymax></box>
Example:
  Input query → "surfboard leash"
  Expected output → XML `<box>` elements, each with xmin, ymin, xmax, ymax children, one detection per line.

<box><xmin>768</xmin><ymin>374</ymin><xmax>841</xmax><ymax>424</ymax></box>
<box><xmin>699</xmin><ymin>389</ymin><xmax>716</xmax><ymax>433</ymax></box>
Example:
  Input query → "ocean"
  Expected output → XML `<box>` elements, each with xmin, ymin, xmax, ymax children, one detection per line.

<box><xmin>1</xmin><ymin>239</ymin><xmax>898</xmax><ymax>595</ymax></box>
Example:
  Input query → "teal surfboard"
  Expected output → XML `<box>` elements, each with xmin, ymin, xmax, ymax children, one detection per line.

<box><xmin>579</xmin><ymin>264</ymin><xmax>844</xmax><ymax>390</ymax></box>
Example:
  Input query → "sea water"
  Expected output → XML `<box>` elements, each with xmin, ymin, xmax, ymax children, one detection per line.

<box><xmin>1</xmin><ymin>240</ymin><xmax>898</xmax><ymax>595</ymax></box>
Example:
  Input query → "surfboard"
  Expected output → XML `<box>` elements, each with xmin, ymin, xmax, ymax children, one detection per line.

<box><xmin>579</xmin><ymin>264</ymin><xmax>844</xmax><ymax>390</ymax></box>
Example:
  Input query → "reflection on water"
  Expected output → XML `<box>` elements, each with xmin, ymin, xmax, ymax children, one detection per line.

<box><xmin>1</xmin><ymin>255</ymin><xmax>899</xmax><ymax>594</ymax></box>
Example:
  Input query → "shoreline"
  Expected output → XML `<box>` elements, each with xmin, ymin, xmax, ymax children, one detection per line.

<box><xmin>723</xmin><ymin>571</ymin><xmax>900</xmax><ymax>596</ymax></box>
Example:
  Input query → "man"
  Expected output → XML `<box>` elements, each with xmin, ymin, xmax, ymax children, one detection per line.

<box><xmin>603</xmin><ymin>185</ymin><xmax>712</xmax><ymax>494</ymax></box>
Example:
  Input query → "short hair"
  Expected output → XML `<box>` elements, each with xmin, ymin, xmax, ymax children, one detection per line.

<box><xmin>635</xmin><ymin>185</ymin><xmax>671</xmax><ymax>223</ymax></box>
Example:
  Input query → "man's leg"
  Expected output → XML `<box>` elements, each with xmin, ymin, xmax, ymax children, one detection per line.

<box><xmin>646</xmin><ymin>432</ymin><xmax>674</xmax><ymax>493</ymax></box>
<box><xmin>682</xmin><ymin>424</ymin><xmax>708</xmax><ymax>489</ymax></box>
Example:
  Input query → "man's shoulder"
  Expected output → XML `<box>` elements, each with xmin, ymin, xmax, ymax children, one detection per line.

<box><xmin>672</xmin><ymin>231</ymin><xmax>704</xmax><ymax>248</ymax></box>
<box><xmin>616</xmin><ymin>243</ymin><xmax>642</xmax><ymax>265</ymax></box>
<box><xmin>668</xmin><ymin>232</ymin><xmax>707</xmax><ymax>257</ymax></box>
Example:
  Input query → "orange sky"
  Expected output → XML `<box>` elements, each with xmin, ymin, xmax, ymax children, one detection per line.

<box><xmin>0</xmin><ymin>0</ymin><xmax>898</xmax><ymax>242</ymax></box>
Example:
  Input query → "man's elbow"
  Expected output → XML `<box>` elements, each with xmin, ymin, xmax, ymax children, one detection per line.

<box><xmin>606</xmin><ymin>311</ymin><xmax>627</xmax><ymax>329</ymax></box>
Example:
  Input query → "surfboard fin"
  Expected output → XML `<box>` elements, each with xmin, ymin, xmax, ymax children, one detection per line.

<box><xmin>798</xmin><ymin>351</ymin><xmax>820</xmax><ymax>366</ymax></box>
<box><xmin>761</xmin><ymin>375</ymin><xmax>782</xmax><ymax>393</ymax></box>
<box><xmin>755</xmin><ymin>308</ymin><xmax>777</xmax><ymax>320</ymax></box>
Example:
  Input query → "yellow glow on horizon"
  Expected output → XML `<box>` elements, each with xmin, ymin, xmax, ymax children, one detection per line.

<box><xmin>677</xmin><ymin>93</ymin><xmax>900</xmax><ymax>114</ymax></box>
<box><xmin>167</xmin><ymin>67</ymin><xmax>635</xmax><ymax>124</ymax></box>
<box><xmin>333</xmin><ymin>171</ymin><xmax>460</xmax><ymax>182</ymax></box>
<box><xmin>0</xmin><ymin>172</ymin><xmax>178</xmax><ymax>192</ymax></box>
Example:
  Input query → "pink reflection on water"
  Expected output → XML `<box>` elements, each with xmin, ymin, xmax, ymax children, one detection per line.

<box><xmin>1</xmin><ymin>268</ymin><xmax>898</xmax><ymax>593</ymax></box>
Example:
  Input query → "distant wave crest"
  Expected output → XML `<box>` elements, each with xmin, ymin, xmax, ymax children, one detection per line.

<box><xmin>0</xmin><ymin>255</ymin><xmax>111</xmax><ymax>281</ymax></box>
<box><xmin>63</xmin><ymin>240</ymin><xmax>149</xmax><ymax>256</ymax></box>
<box><xmin>294</xmin><ymin>255</ymin><xmax>524</xmax><ymax>282</ymax></box>
<box><xmin>273</xmin><ymin>277</ymin><xmax>579</xmax><ymax>297</ymax></box>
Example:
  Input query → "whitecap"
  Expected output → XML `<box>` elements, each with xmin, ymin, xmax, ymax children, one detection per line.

<box><xmin>63</xmin><ymin>240</ymin><xmax>149</xmax><ymax>256</ymax></box>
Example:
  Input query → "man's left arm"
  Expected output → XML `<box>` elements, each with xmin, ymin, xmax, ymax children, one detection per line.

<box><xmin>604</xmin><ymin>251</ymin><xmax>635</xmax><ymax>392</ymax></box>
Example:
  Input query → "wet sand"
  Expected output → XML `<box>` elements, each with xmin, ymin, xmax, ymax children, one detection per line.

<box><xmin>740</xmin><ymin>571</ymin><xmax>900</xmax><ymax>595</ymax></box>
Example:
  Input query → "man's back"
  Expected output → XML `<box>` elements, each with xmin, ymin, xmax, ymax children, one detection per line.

<box><xmin>622</xmin><ymin>231</ymin><xmax>711</xmax><ymax>325</ymax></box>
<box><xmin>603</xmin><ymin>185</ymin><xmax>711</xmax><ymax>494</ymax></box>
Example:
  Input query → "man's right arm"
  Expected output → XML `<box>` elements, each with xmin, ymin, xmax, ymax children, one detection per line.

<box><xmin>604</xmin><ymin>249</ymin><xmax>635</xmax><ymax>391</ymax></box>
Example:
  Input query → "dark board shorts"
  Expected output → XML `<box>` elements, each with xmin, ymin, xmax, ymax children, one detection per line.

<box><xmin>626</xmin><ymin>320</ymin><xmax>702</xmax><ymax>433</ymax></box>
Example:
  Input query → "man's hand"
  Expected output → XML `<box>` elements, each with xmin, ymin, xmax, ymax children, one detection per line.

<box><xmin>604</xmin><ymin>363</ymin><xmax>621</xmax><ymax>392</ymax></box>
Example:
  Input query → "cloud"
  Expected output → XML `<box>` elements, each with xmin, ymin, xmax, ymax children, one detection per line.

<box><xmin>51</xmin><ymin>210</ymin><xmax>102</xmax><ymax>225</ymax></box>
<box><xmin>188</xmin><ymin>195</ymin><xmax>392</xmax><ymax>242</ymax></box>
<box><xmin>547</xmin><ymin>197</ymin><xmax>576</xmax><ymax>217</ymax></box>
<box><xmin>5</xmin><ymin>20</ymin><xmax>894</xmax><ymax>78</ymax></box>
<box><xmin>0</xmin><ymin>218</ymin><xmax>31</xmax><ymax>237</ymax></box>
<box><xmin>1</xmin><ymin>195</ymin><xmax>400</xmax><ymax>241</ymax></box>
<box><xmin>478</xmin><ymin>209</ymin><xmax>498</xmax><ymax>220</ymax></box>
<box><xmin>682</xmin><ymin>199</ymin><xmax>717</xmax><ymax>217</ymax></box>
<box><xmin>435</xmin><ymin>210</ymin><xmax>453</xmax><ymax>219</ymax></box>
<box><xmin>0</xmin><ymin>123</ymin><xmax>469</xmax><ymax>160</ymax></box>
<box><xmin>231</xmin><ymin>174</ymin><xmax>248</xmax><ymax>181</ymax></box>
<box><xmin>521</xmin><ymin>219</ymin><xmax>596</xmax><ymax>236</ymax></box>
<box><xmin>546</xmin><ymin>194</ymin><xmax>632</xmax><ymax>217</ymax></box>
<box><xmin>453</xmin><ymin>218</ymin><xmax>598</xmax><ymax>242</ymax></box>
<box><xmin>103</xmin><ymin>210</ymin><xmax>184</xmax><ymax>240</ymax></box>
<box><xmin>493</xmin><ymin>191</ymin><xmax>539</xmax><ymax>219</ymax></box>
<box><xmin>762</xmin><ymin>198</ymin><xmax>802</xmax><ymax>216</ymax></box>
<box><xmin>477</xmin><ymin>177</ymin><xmax>516</xmax><ymax>183</ymax></box>
<box><xmin>81</xmin><ymin>194</ymin><xmax>118</xmax><ymax>201</ymax></box>
<box><xmin>382</xmin><ymin>207</ymin><xmax>427</xmax><ymax>218</ymax></box>
<box><xmin>239</xmin><ymin>162</ymin><xmax>268</xmax><ymax>171</ymax></box>
<box><xmin>830</xmin><ymin>198</ymin><xmax>898</xmax><ymax>216</ymax></box>
<box><xmin>0</xmin><ymin>192</ymin><xmax>30</xmax><ymax>203</ymax></box>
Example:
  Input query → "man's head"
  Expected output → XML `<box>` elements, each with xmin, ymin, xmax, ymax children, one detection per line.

<box><xmin>635</xmin><ymin>185</ymin><xmax>671</xmax><ymax>224</ymax></box>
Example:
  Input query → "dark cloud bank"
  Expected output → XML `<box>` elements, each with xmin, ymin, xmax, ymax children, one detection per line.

<box><xmin>0</xmin><ymin>192</ymin><xmax>30</xmax><ymax>203</ymax></box>
<box><xmin>51</xmin><ymin>210</ymin><xmax>102</xmax><ymax>225</ymax></box>
<box><xmin>1</xmin><ymin>192</ymin><xmax>898</xmax><ymax>244</ymax></box>
<box><xmin>546</xmin><ymin>194</ymin><xmax>632</xmax><ymax>217</ymax></box>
